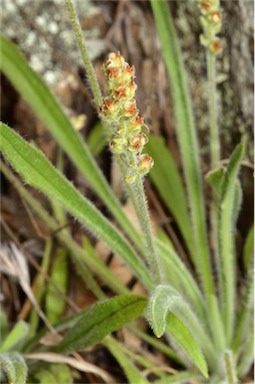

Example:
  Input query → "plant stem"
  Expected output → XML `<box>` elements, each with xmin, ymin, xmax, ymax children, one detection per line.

<box><xmin>224</xmin><ymin>351</ymin><xmax>237</xmax><ymax>384</ymax></box>
<box><xmin>207</xmin><ymin>51</ymin><xmax>220</xmax><ymax>169</ymax></box>
<box><xmin>132</xmin><ymin>175</ymin><xmax>162</xmax><ymax>284</ymax></box>
<box><xmin>65</xmin><ymin>0</ymin><xmax>103</xmax><ymax>107</ymax></box>
<box><xmin>207</xmin><ymin>50</ymin><xmax>221</xmax><ymax>289</ymax></box>
<box><xmin>119</xmin><ymin>143</ymin><xmax>161</xmax><ymax>283</ymax></box>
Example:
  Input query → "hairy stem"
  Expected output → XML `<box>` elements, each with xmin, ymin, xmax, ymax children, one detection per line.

<box><xmin>65</xmin><ymin>0</ymin><xmax>103</xmax><ymax>107</ymax></box>
<box><xmin>132</xmin><ymin>175</ymin><xmax>162</xmax><ymax>284</ymax></box>
<box><xmin>207</xmin><ymin>51</ymin><xmax>220</xmax><ymax>169</ymax></box>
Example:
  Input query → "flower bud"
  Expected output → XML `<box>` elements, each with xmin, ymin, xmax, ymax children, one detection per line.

<box><xmin>127</xmin><ymin>115</ymin><xmax>144</xmax><ymax>135</ymax></box>
<box><xmin>128</xmin><ymin>133</ymin><xmax>148</xmax><ymax>152</ymax></box>
<box><xmin>109</xmin><ymin>136</ymin><xmax>127</xmax><ymax>153</ymax></box>
<box><xmin>100</xmin><ymin>97</ymin><xmax>119</xmax><ymax>119</ymax></box>
<box><xmin>123</xmin><ymin>100</ymin><xmax>138</xmax><ymax>117</ymax></box>
<box><xmin>137</xmin><ymin>154</ymin><xmax>154</xmax><ymax>175</ymax></box>
<box><xmin>199</xmin><ymin>0</ymin><xmax>214</xmax><ymax>14</ymax></box>
<box><xmin>209</xmin><ymin>37</ymin><xmax>223</xmax><ymax>54</ymax></box>
<box><xmin>207</xmin><ymin>10</ymin><xmax>221</xmax><ymax>23</ymax></box>
<box><xmin>104</xmin><ymin>52</ymin><xmax>125</xmax><ymax>71</ymax></box>
<box><xmin>125</xmin><ymin>173</ymin><xmax>137</xmax><ymax>184</ymax></box>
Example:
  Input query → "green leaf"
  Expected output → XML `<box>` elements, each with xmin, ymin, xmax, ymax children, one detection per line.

<box><xmin>150</xmin><ymin>0</ymin><xmax>214</xmax><ymax>296</ymax></box>
<box><xmin>32</xmin><ymin>370</ymin><xmax>57</xmax><ymax>384</ymax></box>
<box><xmin>0</xmin><ymin>161</ymin><xmax>128</xmax><ymax>298</ymax></box>
<box><xmin>0</xmin><ymin>310</ymin><xmax>9</xmax><ymax>344</ymax></box>
<box><xmin>0</xmin><ymin>321</ymin><xmax>29</xmax><ymax>353</ymax></box>
<box><xmin>87</xmin><ymin>121</ymin><xmax>106</xmax><ymax>156</ymax></box>
<box><xmin>166</xmin><ymin>314</ymin><xmax>208</xmax><ymax>378</ymax></box>
<box><xmin>32</xmin><ymin>363</ymin><xmax>72</xmax><ymax>384</ymax></box>
<box><xmin>0</xmin><ymin>35</ymin><xmax>141</xmax><ymax>253</ymax></box>
<box><xmin>243</xmin><ymin>223</ymin><xmax>254</xmax><ymax>271</ymax></box>
<box><xmin>0</xmin><ymin>123</ymin><xmax>152</xmax><ymax>289</ymax></box>
<box><xmin>146</xmin><ymin>285</ymin><xmax>179</xmax><ymax>338</ymax></box>
<box><xmin>154</xmin><ymin>371</ymin><xmax>203</xmax><ymax>384</ymax></box>
<box><xmin>147</xmin><ymin>135</ymin><xmax>194</xmax><ymax>260</ymax></box>
<box><xmin>156</xmin><ymin>239</ymin><xmax>205</xmax><ymax>320</ymax></box>
<box><xmin>53</xmin><ymin>295</ymin><xmax>147</xmax><ymax>354</ymax></box>
<box><xmin>218</xmin><ymin>143</ymin><xmax>245</xmax><ymax>344</ymax></box>
<box><xmin>146</xmin><ymin>285</ymin><xmax>212</xmax><ymax>377</ymax></box>
<box><xmin>45</xmin><ymin>248</ymin><xmax>69</xmax><ymax>324</ymax></box>
<box><xmin>0</xmin><ymin>352</ymin><xmax>28</xmax><ymax>384</ymax></box>
<box><xmin>205</xmin><ymin>166</ymin><xmax>225</xmax><ymax>196</ymax></box>
<box><xmin>105</xmin><ymin>337</ymin><xmax>149</xmax><ymax>384</ymax></box>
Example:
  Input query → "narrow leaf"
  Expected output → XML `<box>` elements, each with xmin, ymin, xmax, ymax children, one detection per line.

<box><xmin>156</xmin><ymin>239</ymin><xmax>205</xmax><ymax>320</ymax></box>
<box><xmin>0</xmin><ymin>123</ymin><xmax>152</xmax><ymax>288</ymax></box>
<box><xmin>166</xmin><ymin>314</ymin><xmax>208</xmax><ymax>378</ymax></box>
<box><xmin>154</xmin><ymin>371</ymin><xmax>203</xmax><ymax>384</ymax></box>
<box><xmin>105</xmin><ymin>337</ymin><xmax>149</xmax><ymax>384</ymax></box>
<box><xmin>0</xmin><ymin>321</ymin><xmax>29</xmax><ymax>353</ymax></box>
<box><xmin>243</xmin><ymin>223</ymin><xmax>254</xmax><ymax>271</ymax></box>
<box><xmin>150</xmin><ymin>0</ymin><xmax>214</xmax><ymax>296</ymax></box>
<box><xmin>218</xmin><ymin>143</ymin><xmax>245</xmax><ymax>344</ymax></box>
<box><xmin>146</xmin><ymin>285</ymin><xmax>209</xmax><ymax>378</ymax></box>
<box><xmin>0</xmin><ymin>310</ymin><xmax>9</xmax><ymax>344</ymax></box>
<box><xmin>146</xmin><ymin>135</ymin><xmax>194</xmax><ymax>260</ymax></box>
<box><xmin>0</xmin><ymin>352</ymin><xmax>28</xmax><ymax>384</ymax></box>
<box><xmin>0</xmin><ymin>35</ymin><xmax>141</xmax><ymax>252</ymax></box>
<box><xmin>205</xmin><ymin>166</ymin><xmax>225</xmax><ymax>196</ymax></box>
<box><xmin>45</xmin><ymin>248</ymin><xmax>69</xmax><ymax>324</ymax></box>
<box><xmin>33</xmin><ymin>363</ymin><xmax>72</xmax><ymax>384</ymax></box>
<box><xmin>87</xmin><ymin>121</ymin><xmax>106</xmax><ymax>156</ymax></box>
<box><xmin>146</xmin><ymin>285</ymin><xmax>179</xmax><ymax>338</ymax></box>
<box><xmin>53</xmin><ymin>295</ymin><xmax>147</xmax><ymax>354</ymax></box>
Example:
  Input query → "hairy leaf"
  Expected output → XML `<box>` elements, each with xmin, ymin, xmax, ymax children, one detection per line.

<box><xmin>243</xmin><ymin>224</ymin><xmax>254</xmax><ymax>271</ymax></box>
<box><xmin>218</xmin><ymin>143</ymin><xmax>245</xmax><ymax>344</ymax></box>
<box><xmin>147</xmin><ymin>135</ymin><xmax>194</xmax><ymax>260</ymax></box>
<box><xmin>0</xmin><ymin>352</ymin><xmax>28</xmax><ymax>384</ymax></box>
<box><xmin>146</xmin><ymin>285</ymin><xmax>179</xmax><ymax>338</ymax></box>
<box><xmin>0</xmin><ymin>123</ymin><xmax>152</xmax><ymax>288</ymax></box>
<box><xmin>150</xmin><ymin>0</ymin><xmax>214</xmax><ymax>296</ymax></box>
<box><xmin>53</xmin><ymin>295</ymin><xmax>147</xmax><ymax>354</ymax></box>
<box><xmin>146</xmin><ymin>285</ymin><xmax>209</xmax><ymax>377</ymax></box>
<box><xmin>0</xmin><ymin>321</ymin><xmax>29</xmax><ymax>353</ymax></box>
<box><xmin>0</xmin><ymin>35</ymin><xmax>141</xmax><ymax>252</ymax></box>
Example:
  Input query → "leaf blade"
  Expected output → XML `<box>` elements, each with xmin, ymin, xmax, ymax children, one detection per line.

<box><xmin>150</xmin><ymin>0</ymin><xmax>214</xmax><ymax>296</ymax></box>
<box><xmin>218</xmin><ymin>143</ymin><xmax>245</xmax><ymax>344</ymax></box>
<box><xmin>0</xmin><ymin>352</ymin><xmax>28</xmax><ymax>384</ymax></box>
<box><xmin>0</xmin><ymin>35</ymin><xmax>141</xmax><ymax>252</ymax></box>
<box><xmin>147</xmin><ymin>135</ymin><xmax>194</xmax><ymax>259</ymax></box>
<box><xmin>54</xmin><ymin>295</ymin><xmax>147</xmax><ymax>354</ymax></box>
<box><xmin>0</xmin><ymin>123</ymin><xmax>152</xmax><ymax>288</ymax></box>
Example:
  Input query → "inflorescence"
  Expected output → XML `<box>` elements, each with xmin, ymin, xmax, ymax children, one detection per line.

<box><xmin>100</xmin><ymin>52</ymin><xmax>154</xmax><ymax>184</ymax></box>
<box><xmin>198</xmin><ymin>0</ymin><xmax>223</xmax><ymax>55</ymax></box>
